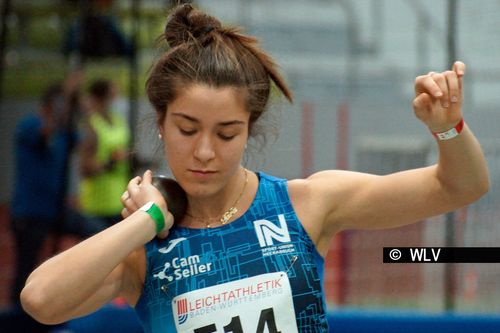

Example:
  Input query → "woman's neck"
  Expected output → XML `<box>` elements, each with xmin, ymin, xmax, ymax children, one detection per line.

<box><xmin>182</xmin><ymin>168</ymin><xmax>254</xmax><ymax>228</ymax></box>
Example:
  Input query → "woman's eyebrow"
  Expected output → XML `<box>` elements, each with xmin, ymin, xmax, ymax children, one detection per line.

<box><xmin>171</xmin><ymin>113</ymin><xmax>198</xmax><ymax>123</ymax></box>
<box><xmin>218</xmin><ymin>120</ymin><xmax>246</xmax><ymax>127</ymax></box>
<box><xmin>171</xmin><ymin>113</ymin><xmax>245</xmax><ymax>126</ymax></box>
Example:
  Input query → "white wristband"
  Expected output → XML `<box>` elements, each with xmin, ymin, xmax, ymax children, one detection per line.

<box><xmin>432</xmin><ymin>119</ymin><xmax>464</xmax><ymax>141</ymax></box>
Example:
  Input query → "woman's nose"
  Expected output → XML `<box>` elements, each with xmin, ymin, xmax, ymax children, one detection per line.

<box><xmin>193</xmin><ymin>134</ymin><xmax>215</xmax><ymax>162</ymax></box>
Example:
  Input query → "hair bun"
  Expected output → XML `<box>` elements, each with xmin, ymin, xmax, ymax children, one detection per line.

<box><xmin>164</xmin><ymin>4</ymin><xmax>222</xmax><ymax>48</ymax></box>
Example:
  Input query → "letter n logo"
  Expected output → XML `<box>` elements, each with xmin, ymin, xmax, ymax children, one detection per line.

<box><xmin>253</xmin><ymin>214</ymin><xmax>291</xmax><ymax>247</ymax></box>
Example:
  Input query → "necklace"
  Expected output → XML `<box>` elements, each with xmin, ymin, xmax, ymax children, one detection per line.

<box><xmin>186</xmin><ymin>168</ymin><xmax>248</xmax><ymax>228</ymax></box>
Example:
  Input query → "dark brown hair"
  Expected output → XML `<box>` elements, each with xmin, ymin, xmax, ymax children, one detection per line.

<box><xmin>146</xmin><ymin>4</ymin><xmax>292</xmax><ymax>135</ymax></box>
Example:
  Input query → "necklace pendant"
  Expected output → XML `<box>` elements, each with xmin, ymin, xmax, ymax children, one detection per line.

<box><xmin>220</xmin><ymin>207</ymin><xmax>238</xmax><ymax>225</ymax></box>
<box><xmin>188</xmin><ymin>169</ymin><xmax>248</xmax><ymax>228</ymax></box>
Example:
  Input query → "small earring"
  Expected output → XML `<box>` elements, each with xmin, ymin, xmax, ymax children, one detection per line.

<box><xmin>245</xmin><ymin>144</ymin><xmax>248</xmax><ymax>149</ymax></box>
<box><xmin>158</xmin><ymin>133</ymin><xmax>162</xmax><ymax>140</ymax></box>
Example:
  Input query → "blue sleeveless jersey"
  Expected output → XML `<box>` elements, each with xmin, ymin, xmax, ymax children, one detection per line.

<box><xmin>135</xmin><ymin>172</ymin><xmax>328</xmax><ymax>332</ymax></box>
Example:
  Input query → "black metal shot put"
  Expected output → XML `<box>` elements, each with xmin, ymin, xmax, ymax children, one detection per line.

<box><xmin>152</xmin><ymin>176</ymin><xmax>187</xmax><ymax>224</ymax></box>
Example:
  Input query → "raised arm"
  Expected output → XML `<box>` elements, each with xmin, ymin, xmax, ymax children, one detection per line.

<box><xmin>20</xmin><ymin>171</ymin><xmax>172</xmax><ymax>324</ymax></box>
<box><xmin>302</xmin><ymin>61</ymin><xmax>489</xmax><ymax>253</ymax></box>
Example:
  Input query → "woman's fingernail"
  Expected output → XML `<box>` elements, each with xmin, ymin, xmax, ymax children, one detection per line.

<box><xmin>451</xmin><ymin>95</ymin><xmax>458</xmax><ymax>103</ymax></box>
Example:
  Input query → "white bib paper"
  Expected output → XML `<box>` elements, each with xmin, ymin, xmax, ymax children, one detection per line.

<box><xmin>172</xmin><ymin>272</ymin><xmax>298</xmax><ymax>332</ymax></box>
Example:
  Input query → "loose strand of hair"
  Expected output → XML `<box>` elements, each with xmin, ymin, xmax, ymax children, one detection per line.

<box><xmin>221</xmin><ymin>28</ymin><xmax>293</xmax><ymax>103</ymax></box>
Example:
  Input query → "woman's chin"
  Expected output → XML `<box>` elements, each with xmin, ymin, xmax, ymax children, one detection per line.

<box><xmin>182</xmin><ymin>182</ymin><xmax>219</xmax><ymax>199</ymax></box>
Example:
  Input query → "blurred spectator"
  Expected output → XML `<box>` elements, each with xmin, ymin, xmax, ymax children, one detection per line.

<box><xmin>79</xmin><ymin>79</ymin><xmax>130</xmax><ymax>227</ymax></box>
<box><xmin>9</xmin><ymin>73</ymin><xmax>107</xmax><ymax>308</ymax></box>
<box><xmin>63</xmin><ymin>0</ymin><xmax>133</xmax><ymax>61</ymax></box>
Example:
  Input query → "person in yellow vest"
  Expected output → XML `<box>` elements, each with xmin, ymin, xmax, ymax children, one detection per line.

<box><xmin>79</xmin><ymin>79</ymin><xmax>130</xmax><ymax>227</ymax></box>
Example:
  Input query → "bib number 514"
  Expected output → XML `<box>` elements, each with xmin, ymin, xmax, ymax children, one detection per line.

<box><xmin>194</xmin><ymin>308</ymin><xmax>281</xmax><ymax>333</ymax></box>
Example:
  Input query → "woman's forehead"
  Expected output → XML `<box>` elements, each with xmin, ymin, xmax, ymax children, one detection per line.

<box><xmin>167</xmin><ymin>84</ymin><xmax>249</xmax><ymax>122</ymax></box>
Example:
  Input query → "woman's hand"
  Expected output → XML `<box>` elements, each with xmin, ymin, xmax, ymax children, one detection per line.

<box><xmin>121</xmin><ymin>170</ymin><xmax>173</xmax><ymax>238</ymax></box>
<box><xmin>413</xmin><ymin>61</ymin><xmax>465</xmax><ymax>133</ymax></box>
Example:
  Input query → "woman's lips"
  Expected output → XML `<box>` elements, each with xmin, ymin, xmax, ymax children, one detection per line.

<box><xmin>189</xmin><ymin>169</ymin><xmax>217</xmax><ymax>179</ymax></box>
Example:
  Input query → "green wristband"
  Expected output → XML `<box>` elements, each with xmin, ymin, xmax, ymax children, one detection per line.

<box><xmin>140</xmin><ymin>201</ymin><xmax>165</xmax><ymax>234</ymax></box>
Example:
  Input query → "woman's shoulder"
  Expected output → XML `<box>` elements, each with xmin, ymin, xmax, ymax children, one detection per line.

<box><xmin>287</xmin><ymin>170</ymin><xmax>345</xmax><ymax>196</ymax></box>
<box><xmin>257</xmin><ymin>170</ymin><xmax>351</xmax><ymax>216</ymax></box>
<box><xmin>281</xmin><ymin>176</ymin><xmax>335</xmax><ymax>253</ymax></box>
<box><xmin>286</xmin><ymin>171</ymin><xmax>353</xmax><ymax>250</ymax></box>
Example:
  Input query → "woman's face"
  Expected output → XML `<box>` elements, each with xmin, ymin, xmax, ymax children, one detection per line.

<box><xmin>160</xmin><ymin>84</ymin><xmax>250</xmax><ymax>198</ymax></box>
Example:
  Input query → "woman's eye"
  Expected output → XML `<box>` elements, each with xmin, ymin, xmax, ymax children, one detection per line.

<box><xmin>179</xmin><ymin>128</ymin><xmax>196</xmax><ymax>136</ymax></box>
<box><xmin>218</xmin><ymin>133</ymin><xmax>236</xmax><ymax>141</ymax></box>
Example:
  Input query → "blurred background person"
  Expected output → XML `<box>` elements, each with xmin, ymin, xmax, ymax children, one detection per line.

<box><xmin>79</xmin><ymin>79</ymin><xmax>131</xmax><ymax>227</ymax></box>
<box><xmin>8</xmin><ymin>72</ymin><xmax>107</xmax><ymax>331</ymax></box>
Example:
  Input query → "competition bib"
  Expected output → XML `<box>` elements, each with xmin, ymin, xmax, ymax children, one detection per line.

<box><xmin>172</xmin><ymin>272</ymin><xmax>298</xmax><ymax>332</ymax></box>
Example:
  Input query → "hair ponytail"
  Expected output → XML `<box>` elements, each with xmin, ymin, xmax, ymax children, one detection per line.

<box><xmin>219</xmin><ymin>28</ymin><xmax>293</xmax><ymax>104</ymax></box>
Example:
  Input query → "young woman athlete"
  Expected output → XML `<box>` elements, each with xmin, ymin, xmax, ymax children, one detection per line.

<box><xmin>21</xmin><ymin>4</ymin><xmax>489</xmax><ymax>332</ymax></box>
